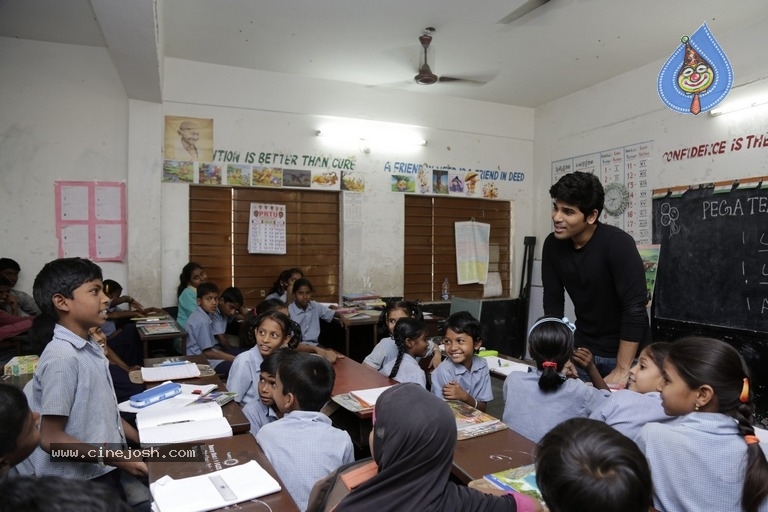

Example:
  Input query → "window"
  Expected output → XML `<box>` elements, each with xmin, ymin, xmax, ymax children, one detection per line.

<box><xmin>404</xmin><ymin>196</ymin><xmax>511</xmax><ymax>301</ymax></box>
<box><xmin>189</xmin><ymin>185</ymin><xmax>340</xmax><ymax>304</ymax></box>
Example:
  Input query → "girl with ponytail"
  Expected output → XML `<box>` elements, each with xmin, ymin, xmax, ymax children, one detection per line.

<box><xmin>380</xmin><ymin>318</ymin><xmax>429</xmax><ymax>389</ymax></box>
<box><xmin>638</xmin><ymin>337</ymin><xmax>768</xmax><ymax>512</ymax></box>
<box><xmin>502</xmin><ymin>316</ymin><xmax>610</xmax><ymax>443</ymax></box>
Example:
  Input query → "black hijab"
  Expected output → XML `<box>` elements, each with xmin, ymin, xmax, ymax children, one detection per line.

<box><xmin>335</xmin><ymin>383</ymin><xmax>520</xmax><ymax>512</ymax></box>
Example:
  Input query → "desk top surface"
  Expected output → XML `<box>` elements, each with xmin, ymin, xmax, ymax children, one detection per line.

<box><xmin>143</xmin><ymin>355</ymin><xmax>250</xmax><ymax>434</ymax></box>
<box><xmin>147</xmin><ymin>433</ymin><xmax>299</xmax><ymax>511</ymax></box>
<box><xmin>137</xmin><ymin>320</ymin><xmax>188</xmax><ymax>340</ymax></box>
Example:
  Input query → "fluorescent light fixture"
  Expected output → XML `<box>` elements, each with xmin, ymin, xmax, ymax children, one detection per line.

<box><xmin>709</xmin><ymin>96</ymin><xmax>768</xmax><ymax>117</ymax></box>
<box><xmin>315</xmin><ymin>126</ymin><xmax>427</xmax><ymax>147</ymax></box>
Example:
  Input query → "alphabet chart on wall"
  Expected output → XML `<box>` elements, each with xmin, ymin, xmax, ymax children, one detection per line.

<box><xmin>551</xmin><ymin>141</ymin><xmax>653</xmax><ymax>244</ymax></box>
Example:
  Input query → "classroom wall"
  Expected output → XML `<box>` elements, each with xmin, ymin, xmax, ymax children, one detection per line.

<box><xmin>159</xmin><ymin>57</ymin><xmax>535</xmax><ymax>306</ymax></box>
<box><xmin>0</xmin><ymin>37</ymin><xmax>130</xmax><ymax>295</ymax></box>
<box><xmin>532</xmin><ymin>18</ymin><xmax>768</xmax><ymax>252</ymax></box>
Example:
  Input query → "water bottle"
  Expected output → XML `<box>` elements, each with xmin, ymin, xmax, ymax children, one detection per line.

<box><xmin>441</xmin><ymin>278</ymin><xmax>450</xmax><ymax>301</ymax></box>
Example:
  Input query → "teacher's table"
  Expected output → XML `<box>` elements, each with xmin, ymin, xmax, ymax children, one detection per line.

<box><xmin>137</xmin><ymin>320</ymin><xmax>188</xmax><ymax>359</ymax></box>
<box><xmin>451</xmin><ymin>426</ymin><xmax>537</xmax><ymax>484</ymax></box>
<box><xmin>143</xmin><ymin>355</ymin><xmax>250</xmax><ymax>434</ymax></box>
<box><xmin>147</xmin><ymin>433</ymin><xmax>299</xmax><ymax>511</ymax></box>
<box><xmin>326</xmin><ymin>355</ymin><xmax>396</xmax><ymax>450</ymax></box>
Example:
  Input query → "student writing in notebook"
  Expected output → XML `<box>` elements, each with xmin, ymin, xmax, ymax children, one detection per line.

<box><xmin>256</xmin><ymin>351</ymin><xmax>354</xmax><ymax>511</ymax></box>
<box><xmin>430</xmin><ymin>311</ymin><xmax>493</xmax><ymax>411</ymax></box>
<box><xmin>29</xmin><ymin>257</ymin><xmax>146</xmax><ymax>503</ymax></box>
<box><xmin>185</xmin><ymin>282</ymin><xmax>243</xmax><ymax>379</ymax></box>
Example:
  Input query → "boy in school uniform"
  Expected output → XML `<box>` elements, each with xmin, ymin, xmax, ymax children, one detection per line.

<box><xmin>29</xmin><ymin>257</ymin><xmax>146</xmax><ymax>499</ymax></box>
<box><xmin>186</xmin><ymin>282</ymin><xmax>239</xmax><ymax>378</ymax></box>
<box><xmin>0</xmin><ymin>276</ymin><xmax>33</xmax><ymax>341</ymax></box>
<box><xmin>210</xmin><ymin>286</ymin><xmax>248</xmax><ymax>351</ymax></box>
<box><xmin>0</xmin><ymin>257</ymin><xmax>41</xmax><ymax>317</ymax></box>
<box><xmin>256</xmin><ymin>351</ymin><xmax>354</xmax><ymax>511</ymax></box>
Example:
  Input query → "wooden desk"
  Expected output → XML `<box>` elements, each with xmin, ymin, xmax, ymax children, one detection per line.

<box><xmin>451</xmin><ymin>427</ymin><xmax>537</xmax><ymax>484</ymax></box>
<box><xmin>147</xmin><ymin>434</ymin><xmax>299</xmax><ymax>511</ymax></box>
<box><xmin>143</xmin><ymin>355</ymin><xmax>250</xmax><ymax>434</ymax></box>
<box><xmin>137</xmin><ymin>320</ymin><xmax>188</xmax><ymax>359</ymax></box>
<box><xmin>327</xmin><ymin>356</ymin><xmax>395</xmax><ymax>451</ymax></box>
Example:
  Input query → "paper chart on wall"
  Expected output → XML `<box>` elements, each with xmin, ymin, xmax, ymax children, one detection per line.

<box><xmin>247</xmin><ymin>202</ymin><xmax>286</xmax><ymax>254</ymax></box>
<box><xmin>551</xmin><ymin>141</ymin><xmax>653</xmax><ymax>245</ymax></box>
<box><xmin>455</xmin><ymin>221</ymin><xmax>490</xmax><ymax>285</ymax></box>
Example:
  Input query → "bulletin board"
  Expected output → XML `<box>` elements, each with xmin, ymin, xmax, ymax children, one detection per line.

<box><xmin>55</xmin><ymin>181</ymin><xmax>126</xmax><ymax>261</ymax></box>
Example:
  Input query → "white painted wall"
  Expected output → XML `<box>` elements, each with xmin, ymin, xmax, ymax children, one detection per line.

<box><xmin>532</xmin><ymin>18</ymin><xmax>768</xmax><ymax>256</ymax></box>
<box><xmin>0</xmin><ymin>37</ymin><xmax>130</xmax><ymax>295</ymax></box>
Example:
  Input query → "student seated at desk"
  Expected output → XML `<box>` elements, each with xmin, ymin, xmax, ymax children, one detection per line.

<box><xmin>265</xmin><ymin>267</ymin><xmax>303</xmax><ymax>303</ymax></box>
<box><xmin>185</xmin><ymin>282</ymin><xmax>243</xmax><ymax>379</ymax></box>
<box><xmin>535</xmin><ymin>418</ymin><xmax>653</xmax><ymax>512</ymax></box>
<box><xmin>242</xmin><ymin>349</ymin><xmax>288</xmax><ymax>437</ymax></box>
<box><xmin>334</xmin><ymin>383</ymin><xmax>541</xmax><ymax>512</ymax></box>
<box><xmin>637</xmin><ymin>337</ymin><xmax>768</xmax><ymax>512</ymax></box>
<box><xmin>590</xmin><ymin>342</ymin><xmax>677</xmax><ymax>443</ymax></box>
<box><xmin>380</xmin><ymin>318</ymin><xmax>429</xmax><ymax>389</ymax></box>
<box><xmin>211</xmin><ymin>286</ymin><xmax>248</xmax><ymax>352</ymax></box>
<box><xmin>0</xmin><ymin>383</ymin><xmax>40</xmax><ymax>479</ymax></box>
<box><xmin>229</xmin><ymin>310</ymin><xmax>301</xmax><ymax>405</ymax></box>
<box><xmin>288</xmin><ymin>278</ymin><xmax>338</xmax><ymax>346</ymax></box>
<box><xmin>0</xmin><ymin>276</ymin><xmax>33</xmax><ymax>341</ymax></box>
<box><xmin>503</xmin><ymin>317</ymin><xmax>610</xmax><ymax>443</ymax></box>
<box><xmin>0</xmin><ymin>258</ymin><xmax>40</xmax><ymax>317</ymax></box>
<box><xmin>256</xmin><ymin>351</ymin><xmax>354</xmax><ymax>512</ymax></box>
<box><xmin>363</xmin><ymin>299</ymin><xmax>441</xmax><ymax>372</ymax></box>
<box><xmin>431</xmin><ymin>312</ymin><xmax>493</xmax><ymax>411</ymax></box>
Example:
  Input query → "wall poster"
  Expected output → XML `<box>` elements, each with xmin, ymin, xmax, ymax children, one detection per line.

<box><xmin>248</xmin><ymin>203</ymin><xmax>286</xmax><ymax>254</ymax></box>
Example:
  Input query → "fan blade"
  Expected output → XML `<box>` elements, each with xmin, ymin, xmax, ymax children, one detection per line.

<box><xmin>497</xmin><ymin>0</ymin><xmax>551</xmax><ymax>24</ymax></box>
<box><xmin>437</xmin><ymin>76</ymin><xmax>489</xmax><ymax>86</ymax></box>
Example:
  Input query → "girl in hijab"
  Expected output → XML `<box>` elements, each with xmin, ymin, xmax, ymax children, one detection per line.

<box><xmin>334</xmin><ymin>383</ymin><xmax>542</xmax><ymax>512</ymax></box>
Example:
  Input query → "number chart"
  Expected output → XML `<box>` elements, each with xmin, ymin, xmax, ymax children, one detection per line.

<box><xmin>551</xmin><ymin>141</ymin><xmax>653</xmax><ymax>244</ymax></box>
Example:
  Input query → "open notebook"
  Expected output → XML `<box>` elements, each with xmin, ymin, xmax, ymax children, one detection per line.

<box><xmin>349</xmin><ymin>385</ymin><xmax>395</xmax><ymax>409</ymax></box>
<box><xmin>151</xmin><ymin>460</ymin><xmax>281</xmax><ymax>512</ymax></box>
<box><xmin>483</xmin><ymin>356</ymin><xmax>532</xmax><ymax>377</ymax></box>
<box><xmin>137</xmin><ymin>401</ymin><xmax>232</xmax><ymax>446</ymax></box>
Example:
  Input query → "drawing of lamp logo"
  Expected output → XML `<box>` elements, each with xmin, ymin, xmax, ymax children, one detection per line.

<box><xmin>678</xmin><ymin>37</ymin><xmax>713</xmax><ymax>115</ymax></box>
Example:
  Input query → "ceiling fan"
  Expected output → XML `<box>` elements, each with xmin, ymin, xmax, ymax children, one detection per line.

<box><xmin>413</xmin><ymin>31</ymin><xmax>488</xmax><ymax>86</ymax></box>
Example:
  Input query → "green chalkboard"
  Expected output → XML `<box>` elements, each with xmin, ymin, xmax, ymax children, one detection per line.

<box><xmin>652</xmin><ymin>184</ymin><xmax>768</xmax><ymax>334</ymax></box>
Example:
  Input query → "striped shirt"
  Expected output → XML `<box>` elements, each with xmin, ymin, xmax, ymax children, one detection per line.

<box><xmin>30</xmin><ymin>324</ymin><xmax>125</xmax><ymax>479</ymax></box>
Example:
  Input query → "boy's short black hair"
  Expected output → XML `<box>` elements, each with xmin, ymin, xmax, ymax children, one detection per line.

<box><xmin>0</xmin><ymin>383</ymin><xmax>30</xmax><ymax>458</ymax></box>
<box><xmin>440</xmin><ymin>311</ymin><xmax>484</xmax><ymax>343</ymax></box>
<box><xmin>0</xmin><ymin>258</ymin><xmax>21</xmax><ymax>272</ymax></box>
<box><xmin>291</xmin><ymin>277</ymin><xmax>313</xmax><ymax>294</ymax></box>
<box><xmin>536</xmin><ymin>418</ymin><xmax>652</xmax><ymax>512</ymax></box>
<box><xmin>196</xmin><ymin>282</ymin><xmax>219</xmax><ymax>299</ymax></box>
<box><xmin>256</xmin><ymin>298</ymin><xmax>286</xmax><ymax>315</ymax></box>
<box><xmin>220</xmin><ymin>286</ymin><xmax>243</xmax><ymax>306</ymax></box>
<box><xmin>0</xmin><ymin>475</ymin><xmax>133</xmax><ymax>512</ymax></box>
<box><xmin>260</xmin><ymin>348</ymin><xmax>289</xmax><ymax>375</ymax></box>
<box><xmin>33</xmin><ymin>258</ymin><xmax>103</xmax><ymax>319</ymax></box>
<box><xmin>549</xmin><ymin>171</ymin><xmax>605</xmax><ymax>217</ymax></box>
<box><xmin>277</xmin><ymin>351</ymin><xmax>334</xmax><ymax>411</ymax></box>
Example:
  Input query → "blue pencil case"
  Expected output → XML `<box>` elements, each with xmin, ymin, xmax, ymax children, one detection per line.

<box><xmin>129</xmin><ymin>382</ymin><xmax>182</xmax><ymax>408</ymax></box>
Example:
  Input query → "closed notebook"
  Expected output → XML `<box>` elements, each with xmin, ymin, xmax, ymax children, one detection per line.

<box><xmin>447</xmin><ymin>400</ymin><xmax>508</xmax><ymax>440</ymax></box>
<box><xmin>141</xmin><ymin>363</ymin><xmax>201</xmax><ymax>382</ymax></box>
<box><xmin>137</xmin><ymin>402</ymin><xmax>232</xmax><ymax>445</ymax></box>
<box><xmin>151</xmin><ymin>460</ymin><xmax>281</xmax><ymax>512</ymax></box>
